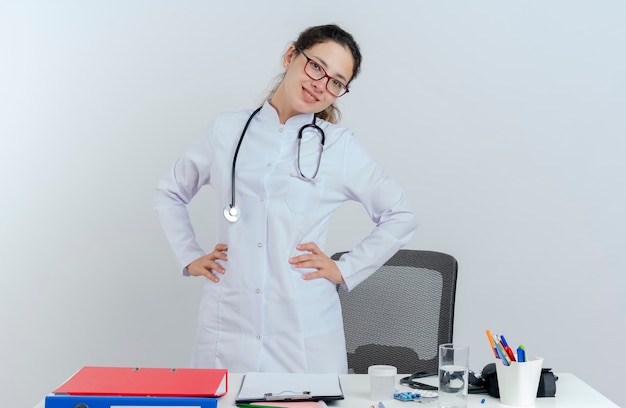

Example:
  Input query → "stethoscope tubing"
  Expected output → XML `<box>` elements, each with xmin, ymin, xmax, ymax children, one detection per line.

<box><xmin>297</xmin><ymin>122</ymin><xmax>325</xmax><ymax>180</ymax></box>
<box><xmin>229</xmin><ymin>106</ymin><xmax>262</xmax><ymax>212</ymax></box>
<box><xmin>225</xmin><ymin>106</ymin><xmax>324</xmax><ymax>223</ymax></box>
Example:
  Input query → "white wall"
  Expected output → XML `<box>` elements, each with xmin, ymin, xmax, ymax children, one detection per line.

<box><xmin>1</xmin><ymin>1</ymin><xmax>624</xmax><ymax>407</ymax></box>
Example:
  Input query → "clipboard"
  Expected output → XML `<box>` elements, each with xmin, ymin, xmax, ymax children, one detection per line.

<box><xmin>53</xmin><ymin>366</ymin><xmax>228</xmax><ymax>397</ymax></box>
<box><xmin>235</xmin><ymin>372</ymin><xmax>344</xmax><ymax>403</ymax></box>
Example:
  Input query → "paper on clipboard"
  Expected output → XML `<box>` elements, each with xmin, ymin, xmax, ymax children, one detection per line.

<box><xmin>235</xmin><ymin>372</ymin><xmax>344</xmax><ymax>403</ymax></box>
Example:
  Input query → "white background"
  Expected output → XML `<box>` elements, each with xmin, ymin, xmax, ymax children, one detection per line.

<box><xmin>1</xmin><ymin>1</ymin><xmax>624</xmax><ymax>407</ymax></box>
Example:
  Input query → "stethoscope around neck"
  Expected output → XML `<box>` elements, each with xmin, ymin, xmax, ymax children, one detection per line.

<box><xmin>223</xmin><ymin>106</ymin><xmax>325</xmax><ymax>223</ymax></box>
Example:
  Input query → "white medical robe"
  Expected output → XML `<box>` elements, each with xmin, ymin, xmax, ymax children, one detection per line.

<box><xmin>153</xmin><ymin>101</ymin><xmax>417</xmax><ymax>373</ymax></box>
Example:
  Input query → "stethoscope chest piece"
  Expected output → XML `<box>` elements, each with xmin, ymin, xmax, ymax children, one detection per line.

<box><xmin>223</xmin><ymin>204</ymin><xmax>241</xmax><ymax>223</ymax></box>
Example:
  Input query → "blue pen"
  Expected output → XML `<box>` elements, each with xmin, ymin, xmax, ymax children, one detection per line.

<box><xmin>500</xmin><ymin>335</ymin><xmax>516</xmax><ymax>362</ymax></box>
<box><xmin>492</xmin><ymin>334</ymin><xmax>511</xmax><ymax>364</ymax></box>
<box><xmin>378</xmin><ymin>402</ymin><xmax>386</xmax><ymax>408</ymax></box>
<box><xmin>494</xmin><ymin>339</ymin><xmax>511</xmax><ymax>365</ymax></box>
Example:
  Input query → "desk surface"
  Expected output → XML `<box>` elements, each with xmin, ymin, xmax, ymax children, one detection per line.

<box><xmin>34</xmin><ymin>372</ymin><xmax>619</xmax><ymax>408</ymax></box>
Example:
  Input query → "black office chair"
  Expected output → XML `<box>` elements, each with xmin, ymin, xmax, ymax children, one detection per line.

<box><xmin>332</xmin><ymin>249</ymin><xmax>458</xmax><ymax>374</ymax></box>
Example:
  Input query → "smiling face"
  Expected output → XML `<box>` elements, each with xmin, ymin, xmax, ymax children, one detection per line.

<box><xmin>271</xmin><ymin>41</ymin><xmax>355</xmax><ymax>124</ymax></box>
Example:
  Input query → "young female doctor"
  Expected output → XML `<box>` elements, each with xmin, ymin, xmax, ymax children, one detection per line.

<box><xmin>153</xmin><ymin>24</ymin><xmax>417</xmax><ymax>373</ymax></box>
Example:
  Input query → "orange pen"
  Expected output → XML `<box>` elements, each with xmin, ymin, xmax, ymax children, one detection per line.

<box><xmin>485</xmin><ymin>329</ymin><xmax>498</xmax><ymax>358</ymax></box>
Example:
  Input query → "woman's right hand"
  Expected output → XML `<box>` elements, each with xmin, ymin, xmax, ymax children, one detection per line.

<box><xmin>186</xmin><ymin>243</ymin><xmax>228</xmax><ymax>282</ymax></box>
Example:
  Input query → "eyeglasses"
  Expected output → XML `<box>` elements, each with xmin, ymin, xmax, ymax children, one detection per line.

<box><xmin>297</xmin><ymin>48</ymin><xmax>350</xmax><ymax>97</ymax></box>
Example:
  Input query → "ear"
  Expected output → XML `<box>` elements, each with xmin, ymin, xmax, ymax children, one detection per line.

<box><xmin>283</xmin><ymin>44</ymin><xmax>298</xmax><ymax>68</ymax></box>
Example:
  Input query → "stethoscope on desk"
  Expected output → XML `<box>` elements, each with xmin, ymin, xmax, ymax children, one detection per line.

<box><xmin>223</xmin><ymin>106</ymin><xmax>326</xmax><ymax>223</ymax></box>
<box><xmin>400</xmin><ymin>370</ymin><xmax>488</xmax><ymax>394</ymax></box>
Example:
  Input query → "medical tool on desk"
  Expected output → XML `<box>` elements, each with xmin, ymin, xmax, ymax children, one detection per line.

<box><xmin>224</xmin><ymin>106</ymin><xmax>326</xmax><ymax>223</ymax></box>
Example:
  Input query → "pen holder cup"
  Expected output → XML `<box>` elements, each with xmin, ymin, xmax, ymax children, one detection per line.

<box><xmin>494</xmin><ymin>357</ymin><xmax>544</xmax><ymax>406</ymax></box>
<box><xmin>368</xmin><ymin>365</ymin><xmax>397</xmax><ymax>401</ymax></box>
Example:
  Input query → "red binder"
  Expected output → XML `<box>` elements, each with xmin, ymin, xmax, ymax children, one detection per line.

<box><xmin>53</xmin><ymin>366</ymin><xmax>228</xmax><ymax>397</ymax></box>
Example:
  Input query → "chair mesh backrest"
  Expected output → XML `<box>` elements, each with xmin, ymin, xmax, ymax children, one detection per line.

<box><xmin>333</xmin><ymin>249</ymin><xmax>458</xmax><ymax>374</ymax></box>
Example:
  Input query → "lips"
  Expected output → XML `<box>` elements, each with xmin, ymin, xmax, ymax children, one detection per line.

<box><xmin>302</xmin><ymin>86</ymin><xmax>320</xmax><ymax>102</ymax></box>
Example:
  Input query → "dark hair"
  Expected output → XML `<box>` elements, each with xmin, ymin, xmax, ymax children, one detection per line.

<box><xmin>268</xmin><ymin>24</ymin><xmax>362</xmax><ymax>124</ymax></box>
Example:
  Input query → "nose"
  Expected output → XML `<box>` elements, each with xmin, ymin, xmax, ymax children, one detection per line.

<box><xmin>311</xmin><ymin>77</ymin><xmax>328</xmax><ymax>93</ymax></box>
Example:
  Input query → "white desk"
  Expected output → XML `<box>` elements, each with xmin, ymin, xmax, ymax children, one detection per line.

<box><xmin>34</xmin><ymin>373</ymin><xmax>618</xmax><ymax>408</ymax></box>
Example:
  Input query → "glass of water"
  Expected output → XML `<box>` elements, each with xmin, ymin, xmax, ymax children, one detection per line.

<box><xmin>438</xmin><ymin>343</ymin><xmax>469</xmax><ymax>408</ymax></box>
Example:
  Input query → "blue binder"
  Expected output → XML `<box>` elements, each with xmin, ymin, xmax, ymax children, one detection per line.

<box><xmin>44</xmin><ymin>394</ymin><xmax>218</xmax><ymax>408</ymax></box>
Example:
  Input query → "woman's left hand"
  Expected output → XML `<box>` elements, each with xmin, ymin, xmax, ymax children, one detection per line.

<box><xmin>289</xmin><ymin>242</ymin><xmax>345</xmax><ymax>285</ymax></box>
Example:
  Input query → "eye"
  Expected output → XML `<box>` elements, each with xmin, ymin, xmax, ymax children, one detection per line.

<box><xmin>330</xmin><ymin>79</ymin><xmax>346</xmax><ymax>92</ymax></box>
<box><xmin>310</xmin><ymin>61</ymin><xmax>323</xmax><ymax>73</ymax></box>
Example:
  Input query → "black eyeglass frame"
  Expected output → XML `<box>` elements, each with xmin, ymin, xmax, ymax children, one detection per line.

<box><xmin>296</xmin><ymin>47</ymin><xmax>350</xmax><ymax>97</ymax></box>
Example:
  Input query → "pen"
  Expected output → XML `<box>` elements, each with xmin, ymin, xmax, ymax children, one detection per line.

<box><xmin>494</xmin><ymin>343</ymin><xmax>510</xmax><ymax>365</ymax></box>
<box><xmin>493</xmin><ymin>335</ymin><xmax>511</xmax><ymax>365</ymax></box>
<box><xmin>237</xmin><ymin>404</ymin><xmax>285</xmax><ymax>408</ymax></box>
<box><xmin>499</xmin><ymin>335</ymin><xmax>517</xmax><ymax>362</ymax></box>
<box><xmin>485</xmin><ymin>329</ymin><xmax>498</xmax><ymax>358</ymax></box>
<box><xmin>517</xmin><ymin>344</ymin><xmax>527</xmax><ymax>362</ymax></box>
<box><xmin>379</xmin><ymin>402</ymin><xmax>386</xmax><ymax>408</ymax></box>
